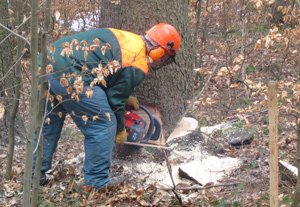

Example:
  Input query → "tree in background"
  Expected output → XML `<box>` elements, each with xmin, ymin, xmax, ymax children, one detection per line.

<box><xmin>100</xmin><ymin>0</ymin><xmax>194</xmax><ymax>136</ymax></box>
<box><xmin>0</xmin><ymin>0</ymin><xmax>15</xmax><ymax>141</ymax></box>
<box><xmin>4</xmin><ymin>0</ymin><xmax>25</xmax><ymax>180</ymax></box>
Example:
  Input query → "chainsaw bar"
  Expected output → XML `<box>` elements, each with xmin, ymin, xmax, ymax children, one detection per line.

<box><xmin>123</xmin><ymin>141</ymin><xmax>168</xmax><ymax>149</ymax></box>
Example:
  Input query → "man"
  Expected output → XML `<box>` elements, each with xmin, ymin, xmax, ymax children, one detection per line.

<box><xmin>33</xmin><ymin>23</ymin><xmax>181</xmax><ymax>190</ymax></box>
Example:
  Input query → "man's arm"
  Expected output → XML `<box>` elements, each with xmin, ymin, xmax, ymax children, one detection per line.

<box><xmin>104</xmin><ymin>66</ymin><xmax>146</xmax><ymax>132</ymax></box>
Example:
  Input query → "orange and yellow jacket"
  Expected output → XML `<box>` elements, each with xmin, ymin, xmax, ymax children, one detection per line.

<box><xmin>41</xmin><ymin>28</ymin><xmax>148</xmax><ymax>132</ymax></box>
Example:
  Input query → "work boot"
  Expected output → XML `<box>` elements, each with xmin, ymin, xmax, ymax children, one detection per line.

<box><xmin>39</xmin><ymin>173</ymin><xmax>47</xmax><ymax>186</ymax></box>
<box><xmin>31</xmin><ymin>172</ymin><xmax>47</xmax><ymax>186</ymax></box>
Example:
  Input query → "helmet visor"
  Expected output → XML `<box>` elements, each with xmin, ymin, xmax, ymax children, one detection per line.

<box><xmin>150</xmin><ymin>53</ymin><xmax>176</xmax><ymax>71</ymax></box>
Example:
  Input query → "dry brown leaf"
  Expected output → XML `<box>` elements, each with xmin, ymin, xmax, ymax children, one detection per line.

<box><xmin>194</xmin><ymin>68</ymin><xmax>205</xmax><ymax>73</ymax></box>
<box><xmin>135</xmin><ymin>188</ymin><xmax>144</xmax><ymax>195</ymax></box>
<box><xmin>42</xmin><ymin>186</ymin><xmax>50</xmax><ymax>193</ymax></box>
<box><xmin>83</xmin><ymin>185</ymin><xmax>92</xmax><ymax>193</ymax></box>
<box><xmin>139</xmin><ymin>200</ymin><xmax>150</xmax><ymax>206</ymax></box>
<box><xmin>0</xmin><ymin>104</ymin><xmax>5</xmax><ymax>120</ymax></box>
<box><xmin>106</xmin><ymin>43</ymin><xmax>112</xmax><ymax>50</ymax></box>
<box><xmin>101</xmin><ymin>46</ymin><xmax>107</xmax><ymax>56</ymax></box>
<box><xmin>90</xmin><ymin>44</ymin><xmax>97</xmax><ymax>52</ymax></box>
<box><xmin>84</xmin><ymin>51</ymin><xmax>88</xmax><ymax>61</ymax></box>
<box><xmin>255</xmin><ymin>39</ymin><xmax>261</xmax><ymax>50</ymax></box>
<box><xmin>45</xmin><ymin>117</ymin><xmax>50</xmax><ymax>125</ymax></box>
<box><xmin>66</xmin><ymin>87</ymin><xmax>73</xmax><ymax>94</ymax></box>
<box><xmin>46</xmin><ymin>65</ymin><xmax>53</xmax><ymax>74</ymax></box>
<box><xmin>204</xmin><ymin>189</ymin><xmax>214</xmax><ymax>199</ymax></box>
<box><xmin>72</xmin><ymin>193</ymin><xmax>80</xmax><ymax>198</ymax></box>
<box><xmin>85</xmin><ymin>88</ymin><xmax>94</xmax><ymax>98</ymax></box>
<box><xmin>55</xmin><ymin>11</ymin><xmax>60</xmax><ymax>20</ymax></box>
<box><xmin>105</xmin><ymin>113</ymin><xmax>111</xmax><ymax>121</ymax></box>
<box><xmin>82</xmin><ymin>115</ymin><xmax>88</xmax><ymax>124</ymax></box>
<box><xmin>53</xmin><ymin>30</ymin><xmax>59</xmax><ymax>40</ymax></box>
<box><xmin>105</xmin><ymin>196</ymin><xmax>116</xmax><ymax>205</ymax></box>
<box><xmin>71</xmin><ymin>39</ymin><xmax>79</xmax><ymax>47</ymax></box>
<box><xmin>49</xmin><ymin>46</ymin><xmax>56</xmax><ymax>53</ymax></box>
<box><xmin>23</xmin><ymin>15</ymin><xmax>27</xmax><ymax>23</ymax></box>
<box><xmin>230</xmin><ymin>84</ymin><xmax>239</xmax><ymax>88</ymax></box>
<box><xmin>88</xmin><ymin>190</ymin><xmax>96</xmax><ymax>200</ymax></box>
<box><xmin>93</xmin><ymin>38</ymin><xmax>100</xmax><ymax>47</ymax></box>
<box><xmin>117</xmin><ymin>194</ymin><xmax>128</xmax><ymax>199</ymax></box>
<box><xmin>56</xmin><ymin>95</ymin><xmax>63</xmax><ymax>103</ymax></box>
<box><xmin>204</xmin><ymin>182</ymin><xmax>214</xmax><ymax>187</ymax></box>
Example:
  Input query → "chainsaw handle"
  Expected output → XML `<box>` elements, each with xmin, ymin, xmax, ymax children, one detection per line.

<box><xmin>149</xmin><ymin>117</ymin><xmax>161</xmax><ymax>141</ymax></box>
<box><xmin>139</xmin><ymin>105</ymin><xmax>155</xmax><ymax>143</ymax></box>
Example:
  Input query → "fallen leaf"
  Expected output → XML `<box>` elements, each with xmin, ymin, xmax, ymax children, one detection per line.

<box><xmin>204</xmin><ymin>182</ymin><xmax>214</xmax><ymax>187</ymax></box>
<box><xmin>117</xmin><ymin>194</ymin><xmax>128</xmax><ymax>199</ymax></box>
<box><xmin>105</xmin><ymin>196</ymin><xmax>116</xmax><ymax>205</ymax></box>
<box><xmin>135</xmin><ymin>188</ymin><xmax>144</xmax><ymax>195</ymax></box>
<box><xmin>139</xmin><ymin>200</ymin><xmax>150</xmax><ymax>206</ymax></box>
<box><xmin>72</xmin><ymin>193</ymin><xmax>80</xmax><ymax>198</ymax></box>
<box><xmin>83</xmin><ymin>185</ymin><xmax>92</xmax><ymax>193</ymax></box>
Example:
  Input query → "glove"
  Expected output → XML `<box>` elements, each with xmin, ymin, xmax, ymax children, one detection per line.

<box><xmin>115</xmin><ymin>129</ymin><xmax>127</xmax><ymax>144</ymax></box>
<box><xmin>125</xmin><ymin>96</ymin><xmax>139</xmax><ymax>110</ymax></box>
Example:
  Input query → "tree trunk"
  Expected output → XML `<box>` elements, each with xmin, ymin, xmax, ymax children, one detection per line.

<box><xmin>23</xmin><ymin>0</ymin><xmax>40</xmax><ymax>204</ymax></box>
<box><xmin>291</xmin><ymin>103</ymin><xmax>300</xmax><ymax>206</ymax></box>
<box><xmin>101</xmin><ymin>0</ymin><xmax>193</xmax><ymax>137</ymax></box>
<box><xmin>0</xmin><ymin>0</ymin><xmax>14</xmax><ymax>142</ymax></box>
<box><xmin>31</xmin><ymin>0</ymin><xmax>51</xmax><ymax>205</ymax></box>
<box><xmin>5</xmin><ymin>0</ymin><xmax>24</xmax><ymax>180</ymax></box>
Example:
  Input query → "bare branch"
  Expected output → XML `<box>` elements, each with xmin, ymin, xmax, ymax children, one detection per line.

<box><xmin>0</xmin><ymin>0</ymin><xmax>47</xmax><ymax>47</ymax></box>
<box><xmin>0</xmin><ymin>43</ymin><xmax>27</xmax><ymax>82</ymax></box>
<box><xmin>160</xmin><ymin>182</ymin><xmax>240</xmax><ymax>191</ymax></box>
<box><xmin>163</xmin><ymin>149</ymin><xmax>183</xmax><ymax>205</ymax></box>
<box><xmin>0</xmin><ymin>23</ymin><xmax>31</xmax><ymax>46</ymax></box>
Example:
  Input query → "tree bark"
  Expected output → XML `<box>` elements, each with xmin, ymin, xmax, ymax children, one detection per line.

<box><xmin>31</xmin><ymin>0</ymin><xmax>51</xmax><ymax>205</ymax></box>
<box><xmin>291</xmin><ymin>103</ymin><xmax>300</xmax><ymax>206</ymax></box>
<box><xmin>5</xmin><ymin>0</ymin><xmax>24</xmax><ymax>180</ymax></box>
<box><xmin>101</xmin><ymin>0</ymin><xmax>193</xmax><ymax>137</ymax></box>
<box><xmin>23</xmin><ymin>0</ymin><xmax>40</xmax><ymax>204</ymax></box>
<box><xmin>0</xmin><ymin>0</ymin><xmax>14</xmax><ymax>142</ymax></box>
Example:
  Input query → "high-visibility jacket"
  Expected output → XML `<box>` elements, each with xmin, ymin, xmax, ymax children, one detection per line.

<box><xmin>41</xmin><ymin>28</ymin><xmax>148</xmax><ymax>132</ymax></box>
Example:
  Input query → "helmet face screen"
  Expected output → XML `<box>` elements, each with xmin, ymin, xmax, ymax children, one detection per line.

<box><xmin>150</xmin><ymin>53</ymin><xmax>176</xmax><ymax>71</ymax></box>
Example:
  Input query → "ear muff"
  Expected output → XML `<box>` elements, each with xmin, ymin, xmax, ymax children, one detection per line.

<box><xmin>148</xmin><ymin>47</ymin><xmax>165</xmax><ymax>61</ymax></box>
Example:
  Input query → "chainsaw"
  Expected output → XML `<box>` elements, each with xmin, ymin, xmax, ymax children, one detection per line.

<box><xmin>125</xmin><ymin>105</ymin><xmax>161</xmax><ymax>143</ymax></box>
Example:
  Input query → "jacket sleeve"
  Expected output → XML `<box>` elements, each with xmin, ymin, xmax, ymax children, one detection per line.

<box><xmin>104</xmin><ymin>66</ymin><xmax>146</xmax><ymax>133</ymax></box>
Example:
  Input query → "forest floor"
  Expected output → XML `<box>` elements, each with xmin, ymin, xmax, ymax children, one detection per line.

<box><xmin>0</xmin><ymin>100</ymin><xmax>297</xmax><ymax>206</ymax></box>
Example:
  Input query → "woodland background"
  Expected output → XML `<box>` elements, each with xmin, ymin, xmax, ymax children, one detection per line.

<box><xmin>1</xmin><ymin>0</ymin><xmax>300</xmax><ymax>206</ymax></box>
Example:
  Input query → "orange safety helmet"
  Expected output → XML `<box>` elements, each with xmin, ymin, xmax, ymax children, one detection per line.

<box><xmin>146</xmin><ymin>23</ymin><xmax>180</xmax><ymax>60</ymax></box>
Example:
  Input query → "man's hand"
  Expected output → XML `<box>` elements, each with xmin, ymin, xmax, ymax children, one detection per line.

<box><xmin>125</xmin><ymin>96</ymin><xmax>139</xmax><ymax>110</ymax></box>
<box><xmin>115</xmin><ymin>129</ymin><xmax>127</xmax><ymax>144</ymax></box>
